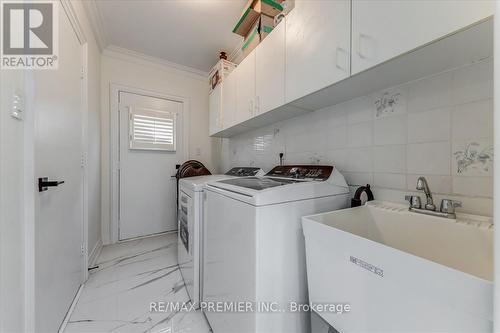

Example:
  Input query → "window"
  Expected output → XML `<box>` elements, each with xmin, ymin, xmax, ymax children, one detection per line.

<box><xmin>129</xmin><ymin>107</ymin><xmax>176</xmax><ymax>151</ymax></box>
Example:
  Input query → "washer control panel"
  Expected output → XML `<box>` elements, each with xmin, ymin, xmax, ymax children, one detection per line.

<box><xmin>265</xmin><ymin>165</ymin><xmax>333</xmax><ymax>180</ymax></box>
<box><xmin>225</xmin><ymin>167</ymin><xmax>262</xmax><ymax>177</ymax></box>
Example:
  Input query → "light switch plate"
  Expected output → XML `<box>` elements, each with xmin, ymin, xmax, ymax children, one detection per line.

<box><xmin>11</xmin><ymin>90</ymin><xmax>23</xmax><ymax>120</ymax></box>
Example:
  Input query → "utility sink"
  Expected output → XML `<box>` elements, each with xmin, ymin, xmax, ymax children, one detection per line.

<box><xmin>302</xmin><ymin>201</ymin><xmax>493</xmax><ymax>332</ymax></box>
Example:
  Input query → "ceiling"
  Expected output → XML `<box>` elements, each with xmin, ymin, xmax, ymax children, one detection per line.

<box><xmin>93</xmin><ymin>0</ymin><xmax>247</xmax><ymax>72</ymax></box>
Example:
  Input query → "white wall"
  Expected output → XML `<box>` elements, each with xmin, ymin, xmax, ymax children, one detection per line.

<box><xmin>0</xmin><ymin>71</ymin><xmax>26</xmax><ymax>333</ymax></box>
<box><xmin>100</xmin><ymin>50</ymin><xmax>215</xmax><ymax>244</ymax></box>
<box><xmin>221</xmin><ymin>58</ymin><xmax>494</xmax><ymax>216</ymax></box>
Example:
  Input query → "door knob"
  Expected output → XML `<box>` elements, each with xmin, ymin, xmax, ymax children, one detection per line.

<box><xmin>38</xmin><ymin>177</ymin><xmax>65</xmax><ymax>192</ymax></box>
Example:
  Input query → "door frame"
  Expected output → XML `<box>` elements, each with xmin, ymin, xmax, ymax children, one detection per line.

<box><xmin>109</xmin><ymin>84</ymin><xmax>190</xmax><ymax>244</ymax></box>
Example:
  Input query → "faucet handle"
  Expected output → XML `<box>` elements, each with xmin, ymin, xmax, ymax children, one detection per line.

<box><xmin>440</xmin><ymin>199</ymin><xmax>462</xmax><ymax>214</ymax></box>
<box><xmin>405</xmin><ymin>195</ymin><xmax>421</xmax><ymax>209</ymax></box>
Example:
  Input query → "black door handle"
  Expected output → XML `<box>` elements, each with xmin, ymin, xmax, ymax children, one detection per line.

<box><xmin>38</xmin><ymin>177</ymin><xmax>65</xmax><ymax>192</ymax></box>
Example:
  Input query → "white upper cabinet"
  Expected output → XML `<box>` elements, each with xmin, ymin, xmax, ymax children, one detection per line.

<box><xmin>221</xmin><ymin>72</ymin><xmax>237</xmax><ymax>129</ymax></box>
<box><xmin>209</xmin><ymin>85</ymin><xmax>222</xmax><ymax>136</ymax></box>
<box><xmin>256</xmin><ymin>20</ymin><xmax>286</xmax><ymax>115</ymax></box>
<box><xmin>351</xmin><ymin>0</ymin><xmax>494</xmax><ymax>74</ymax></box>
<box><xmin>212</xmin><ymin>0</ymin><xmax>493</xmax><ymax>138</ymax></box>
<box><xmin>285</xmin><ymin>0</ymin><xmax>351</xmax><ymax>103</ymax></box>
<box><xmin>235</xmin><ymin>51</ymin><xmax>257</xmax><ymax>124</ymax></box>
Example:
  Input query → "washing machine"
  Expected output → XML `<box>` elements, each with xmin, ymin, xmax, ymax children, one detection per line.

<box><xmin>202</xmin><ymin>165</ymin><xmax>350</xmax><ymax>333</ymax></box>
<box><xmin>177</xmin><ymin>167</ymin><xmax>264</xmax><ymax>309</ymax></box>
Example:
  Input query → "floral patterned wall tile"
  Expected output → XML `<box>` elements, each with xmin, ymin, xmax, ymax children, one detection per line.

<box><xmin>372</xmin><ymin>86</ymin><xmax>408</xmax><ymax>118</ymax></box>
<box><xmin>452</xmin><ymin>139</ymin><xmax>493</xmax><ymax>176</ymax></box>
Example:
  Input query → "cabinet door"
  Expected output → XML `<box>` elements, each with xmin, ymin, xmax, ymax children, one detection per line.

<box><xmin>208</xmin><ymin>85</ymin><xmax>221</xmax><ymax>135</ymax></box>
<box><xmin>236</xmin><ymin>51</ymin><xmax>256</xmax><ymax>124</ymax></box>
<box><xmin>352</xmin><ymin>0</ymin><xmax>494</xmax><ymax>74</ymax></box>
<box><xmin>285</xmin><ymin>0</ymin><xmax>350</xmax><ymax>103</ymax></box>
<box><xmin>221</xmin><ymin>71</ymin><xmax>237</xmax><ymax>129</ymax></box>
<box><xmin>256</xmin><ymin>20</ymin><xmax>285</xmax><ymax>115</ymax></box>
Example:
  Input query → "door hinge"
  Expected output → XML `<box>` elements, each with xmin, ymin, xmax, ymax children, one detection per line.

<box><xmin>81</xmin><ymin>153</ymin><xmax>86</xmax><ymax>168</ymax></box>
<box><xmin>80</xmin><ymin>66</ymin><xmax>85</xmax><ymax>79</ymax></box>
<box><xmin>81</xmin><ymin>244</ymin><xmax>85</xmax><ymax>255</ymax></box>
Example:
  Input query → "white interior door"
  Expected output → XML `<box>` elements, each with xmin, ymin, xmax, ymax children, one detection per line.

<box><xmin>34</xmin><ymin>6</ymin><xmax>83</xmax><ymax>333</ymax></box>
<box><xmin>118</xmin><ymin>92</ymin><xmax>183</xmax><ymax>240</ymax></box>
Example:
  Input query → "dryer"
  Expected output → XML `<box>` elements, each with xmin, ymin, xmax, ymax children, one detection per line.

<box><xmin>202</xmin><ymin>165</ymin><xmax>350</xmax><ymax>333</ymax></box>
<box><xmin>177</xmin><ymin>167</ymin><xmax>264</xmax><ymax>309</ymax></box>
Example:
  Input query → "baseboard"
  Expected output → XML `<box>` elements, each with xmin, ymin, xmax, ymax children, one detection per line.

<box><xmin>116</xmin><ymin>230</ymin><xmax>178</xmax><ymax>244</ymax></box>
<box><xmin>57</xmin><ymin>284</ymin><xmax>84</xmax><ymax>333</ymax></box>
<box><xmin>88</xmin><ymin>239</ymin><xmax>103</xmax><ymax>268</ymax></box>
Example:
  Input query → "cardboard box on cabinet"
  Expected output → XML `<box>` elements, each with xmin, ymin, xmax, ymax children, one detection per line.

<box><xmin>241</xmin><ymin>18</ymin><xmax>261</xmax><ymax>58</ymax></box>
<box><xmin>241</xmin><ymin>14</ymin><xmax>277</xmax><ymax>58</ymax></box>
<box><xmin>254</xmin><ymin>0</ymin><xmax>284</xmax><ymax>18</ymax></box>
<box><xmin>208</xmin><ymin>59</ymin><xmax>237</xmax><ymax>94</ymax></box>
<box><xmin>259</xmin><ymin>14</ymin><xmax>275</xmax><ymax>39</ymax></box>
<box><xmin>233</xmin><ymin>0</ymin><xmax>283</xmax><ymax>37</ymax></box>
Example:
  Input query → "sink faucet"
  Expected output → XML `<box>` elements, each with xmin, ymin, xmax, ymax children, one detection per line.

<box><xmin>405</xmin><ymin>177</ymin><xmax>462</xmax><ymax>219</ymax></box>
<box><xmin>416</xmin><ymin>177</ymin><xmax>436</xmax><ymax>211</ymax></box>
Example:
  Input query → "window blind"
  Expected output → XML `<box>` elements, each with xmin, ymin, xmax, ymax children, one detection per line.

<box><xmin>129</xmin><ymin>108</ymin><xmax>176</xmax><ymax>151</ymax></box>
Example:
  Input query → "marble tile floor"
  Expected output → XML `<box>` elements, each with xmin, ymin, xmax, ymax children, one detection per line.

<box><xmin>64</xmin><ymin>233</ymin><xmax>212</xmax><ymax>333</ymax></box>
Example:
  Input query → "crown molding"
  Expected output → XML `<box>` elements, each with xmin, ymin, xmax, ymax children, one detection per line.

<box><xmin>81</xmin><ymin>0</ymin><xmax>108</xmax><ymax>51</ymax></box>
<box><xmin>60</xmin><ymin>0</ymin><xmax>87</xmax><ymax>45</ymax></box>
<box><xmin>103</xmin><ymin>45</ymin><xmax>209</xmax><ymax>80</ymax></box>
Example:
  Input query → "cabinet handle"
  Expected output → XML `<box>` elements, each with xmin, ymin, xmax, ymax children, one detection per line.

<box><xmin>249</xmin><ymin>99</ymin><xmax>254</xmax><ymax>116</ymax></box>
<box><xmin>335</xmin><ymin>47</ymin><xmax>348</xmax><ymax>72</ymax></box>
<box><xmin>357</xmin><ymin>33</ymin><xmax>369</xmax><ymax>59</ymax></box>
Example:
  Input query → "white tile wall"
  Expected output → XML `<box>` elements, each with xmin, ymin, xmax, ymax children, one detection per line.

<box><xmin>348</xmin><ymin>122</ymin><xmax>373</xmax><ymax>147</ymax></box>
<box><xmin>373</xmin><ymin>145</ymin><xmax>406</xmax><ymax>173</ymax></box>
<box><xmin>408</xmin><ymin>107</ymin><xmax>451</xmax><ymax>143</ymax></box>
<box><xmin>407</xmin><ymin>71</ymin><xmax>452</xmax><ymax>113</ymax></box>
<box><xmin>406</xmin><ymin>142</ymin><xmax>450</xmax><ymax>175</ymax></box>
<box><xmin>347</xmin><ymin>97</ymin><xmax>373</xmax><ymax>124</ymax></box>
<box><xmin>374</xmin><ymin>115</ymin><xmax>407</xmax><ymax>145</ymax></box>
<box><xmin>452</xmin><ymin>99</ymin><xmax>493</xmax><ymax>140</ymax></box>
<box><xmin>221</xmin><ymin>59</ymin><xmax>494</xmax><ymax>216</ymax></box>
<box><xmin>452</xmin><ymin>177</ymin><xmax>493</xmax><ymax>198</ymax></box>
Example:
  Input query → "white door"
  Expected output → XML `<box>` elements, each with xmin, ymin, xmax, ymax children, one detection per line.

<box><xmin>34</xmin><ymin>7</ymin><xmax>83</xmax><ymax>333</ymax></box>
<box><xmin>118</xmin><ymin>92</ymin><xmax>183</xmax><ymax>240</ymax></box>
<box><xmin>351</xmin><ymin>0</ymin><xmax>494</xmax><ymax>74</ymax></box>
<box><xmin>235</xmin><ymin>51</ymin><xmax>256</xmax><ymax>123</ymax></box>
<box><xmin>256</xmin><ymin>19</ymin><xmax>285</xmax><ymax>115</ymax></box>
<box><xmin>285</xmin><ymin>0</ymin><xmax>350</xmax><ymax>103</ymax></box>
